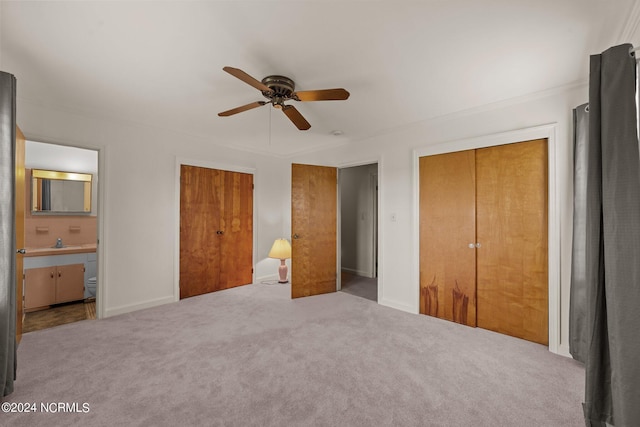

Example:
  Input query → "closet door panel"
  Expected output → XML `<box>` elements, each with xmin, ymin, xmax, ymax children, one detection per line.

<box><xmin>180</xmin><ymin>165</ymin><xmax>223</xmax><ymax>298</ymax></box>
<box><xmin>219</xmin><ymin>170</ymin><xmax>253</xmax><ymax>289</ymax></box>
<box><xmin>419</xmin><ymin>151</ymin><xmax>477</xmax><ymax>326</ymax></box>
<box><xmin>476</xmin><ymin>139</ymin><xmax>548</xmax><ymax>345</ymax></box>
<box><xmin>180</xmin><ymin>166</ymin><xmax>254</xmax><ymax>298</ymax></box>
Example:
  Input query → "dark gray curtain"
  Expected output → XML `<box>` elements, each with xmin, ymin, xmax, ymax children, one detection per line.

<box><xmin>580</xmin><ymin>43</ymin><xmax>640</xmax><ymax>426</ymax></box>
<box><xmin>0</xmin><ymin>71</ymin><xmax>17</xmax><ymax>397</ymax></box>
<box><xmin>570</xmin><ymin>102</ymin><xmax>589</xmax><ymax>363</ymax></box>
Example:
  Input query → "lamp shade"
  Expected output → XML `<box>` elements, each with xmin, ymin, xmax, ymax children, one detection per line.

<box><xmin>269</xmin><ymin>238</ymin><xmax>291</xmax><ymax>259</ymax></box>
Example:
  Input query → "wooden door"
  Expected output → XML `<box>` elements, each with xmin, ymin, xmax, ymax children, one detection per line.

<box><xmin>55</xmin><ymin>264</ymin><xmax>85</xmax><ymax>303</ymax></box>
<box><xmin>180</xmin><ymin>165</ymin><xmax>253</xmax><ymax>299</ymax></box>
<box><xmin>218</xmin><ymin>170</ymin><xmax>254</xmax><ymax>288</ymax></box>
<box><xmin>15</xmin><ymin>126</ymin><xmax>25</xmax><ymax>342</ymax></box>
<box><xmin>476</xmin><ymin>139</ymin><xmax>548</xmax><ymax>345</ymax></box>
<box><xmin>24</xmin><ymin>267</ymin><xmax>56</xmax><ymax>310</ymax></box>
<box><xmin>419</xmin><ymin>151</ymin><xmax>477</xmax><ymax>326</ymax></box>
<box><xmin>291</xmin><ymin>164</ymin><xmax>337</xmax><ymax>298</ymax></box>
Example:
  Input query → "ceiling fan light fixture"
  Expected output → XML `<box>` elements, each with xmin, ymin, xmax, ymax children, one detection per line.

<box><xmin>219</xmin><ymin>66</ymin><xmax>350</xmax><ymax>131</ymax></box>
<box><xmin>261</xmin><ymin>75</ymin><xmax>295</xmax><ymax>99</ymax></box>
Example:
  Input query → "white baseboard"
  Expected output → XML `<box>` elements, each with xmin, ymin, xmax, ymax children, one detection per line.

<box><xmin>103</xmin><ymin>295</ymin><xmax>175</xmax><ymax>318</ymax></box>
<box><xmin>379</xmin><ymin>297</ymin><xmax>417</xmax><ymax>314</ymax></box>
<box><xmin>556</xmin><ymin>343</ymin><xmax>572</xmax><ymax>358</ymax></box>
<box><xmin>341</xmin><ymin>267</ymin><xmax>373</xmax><ymax>278</ymax></box>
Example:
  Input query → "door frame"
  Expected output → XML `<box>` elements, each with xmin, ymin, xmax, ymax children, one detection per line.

<box><xmin>371</xmin><ymin>171</ymin><xmax>378</xmax><ymax>279</ymax></box>
<box><xmin>413</xmin><ymin>123</ymin><xmax>560</xmax><ymax>354</ymax></box>
<box><xmin>174</xmin><ymin>158</ymin><xmax>257</xmax><ymax>301</ymax></box>
<box><xmin>336</xmin><ymin>158</ymin><xmax>382</xmax><ymax>301</ymax></box>
<box><xmin>19</xmin><ymin>135</ymin><xmax>104</xmax><ymax>319</ymax></box>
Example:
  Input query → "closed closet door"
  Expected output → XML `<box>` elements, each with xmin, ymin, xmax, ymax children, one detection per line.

<box><xmin>419</xmin><ymin>151</ymin><xmax>477</xmax><ymax>326</ymax></box>
<box><xmin>419</xmin><ymin>139</ymin><xmax>548</xmax><ymax>345</ymax></box>
<box><xmin>476</xmin><ymin>139</ymin><xmax>548</xmax><ymax>345</ymax></box>
<box><xmin>180</xmin><ymin>165</ymin><xmax>253</xmax><ymax>299</ymax></box>
<box><xmin>218</xmin><ymin>170</ymin><xmax>254</xmax><ymax>288</ymax></box>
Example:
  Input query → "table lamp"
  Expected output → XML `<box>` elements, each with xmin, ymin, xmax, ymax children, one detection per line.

<box><xmin>269</xmin><ymin>238</ymin><xmax>292</xmax><ymax>283</ymax></box>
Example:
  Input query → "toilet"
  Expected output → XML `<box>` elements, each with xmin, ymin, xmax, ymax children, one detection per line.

<box><xmin>86</xmin><ymin>276</ymin><xmax>97</xmax><ymax>298</ymax></box>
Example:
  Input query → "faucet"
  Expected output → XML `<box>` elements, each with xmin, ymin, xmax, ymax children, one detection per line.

<box><xmin>55</xmin><ymin>238</ymin><xmax>63</xmax><ymax>248</ymax></box>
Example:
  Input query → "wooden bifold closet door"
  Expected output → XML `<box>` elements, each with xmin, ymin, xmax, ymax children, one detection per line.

<box><xmin>180</xmin><ymin>165</ymin><xmax>253</xmax><ymax>299</ymax></box>
<box><xmin>419</xmin><ymin>139</ymin><xmax>548</xmax><ymax>345</ymax></box>
<box><xmin>419</xmin><ymin>150</ymin><xmax>477</xmax><ymax>326</ymax></box>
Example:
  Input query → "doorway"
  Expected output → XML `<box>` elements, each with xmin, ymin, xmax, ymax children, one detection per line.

<box><xmin>339</xmin><ymin>163</ymin><xmax>378</xmax><ymax>302</ymax></box>
<box><xmin>289</xmin><ymin>162</ymin><xmax>379</xmax><ymax>301</ymax></box>
<box><xmin>22</xmin><ymin>140</ymin><xmax>99</xmax><ymax>332</ymax></box>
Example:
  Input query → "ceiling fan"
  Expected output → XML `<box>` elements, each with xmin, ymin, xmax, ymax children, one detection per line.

<box><xmin>218</xmin><ymin>66</ymin><xmax>350</xmax><ymax>131</ymax></box>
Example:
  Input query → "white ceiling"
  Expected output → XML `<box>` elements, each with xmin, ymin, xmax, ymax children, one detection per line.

<box><xmin>2</xmin><ymin>1</ymin><xmax>638</xmax><ymax>157</ymax></box>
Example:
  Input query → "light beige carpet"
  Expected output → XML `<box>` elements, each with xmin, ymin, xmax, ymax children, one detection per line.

<box><xmin>4</xmin><ymin>283</ymin><xmax>585</xmax><ymax>426</ymax></box>
<box><xmin>341</xmin><ymin>272</ymin><xmax>377</xmax><ymax>302</ymax></box>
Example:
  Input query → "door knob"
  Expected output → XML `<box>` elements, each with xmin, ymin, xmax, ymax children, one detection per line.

<box><xmin>16</xmin><ymin>248</ymin><xmax>26</xmax><ymax>254</ymax></box>
<box><xmin>293</xmin><ymin>234</ymin><xmax>300</xmax><ymax>239</ymax></box>
<box><xmin>468</xmin><ymin>243</ymin><xmax>475</xmax><ymax>249</ymax></box>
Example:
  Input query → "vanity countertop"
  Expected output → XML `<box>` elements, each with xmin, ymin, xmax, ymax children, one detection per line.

<box><xmin>24</xmin><ymin>243</ymin><xmax>97</xmax><ymax>257</ymax></box>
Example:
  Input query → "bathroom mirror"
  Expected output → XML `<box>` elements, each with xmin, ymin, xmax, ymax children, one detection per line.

<box><xmin>31</xmin><ymin>169</ymin><xmax>92</xmax><ymax>214</ymax></box>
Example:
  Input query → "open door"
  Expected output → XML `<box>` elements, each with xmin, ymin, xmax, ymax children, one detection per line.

<box><xmin>291</xmin><ymin>163</ymin><xmax>337</xmax><ymax>298</ymax></box>
<box><xmin>15</xmin><ymin>126</ymin><xmax>25</xmax><ymax>344</ymax></box>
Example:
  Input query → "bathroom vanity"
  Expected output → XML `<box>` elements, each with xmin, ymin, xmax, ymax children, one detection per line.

<box><xmin>21</xmin><ymin>167</ymin><xmax>98</xmax><ymax>312</ymax></box>
<box><xmin>23</xmin><ymin>244</ymin><xmax>97</xmax><ymax>311</ymax></box>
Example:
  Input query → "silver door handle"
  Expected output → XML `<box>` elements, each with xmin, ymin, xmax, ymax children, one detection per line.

<box><xmin>17</xmin><ymin>248</ymin><xmax>26</xmax><ymax>254</ymax></box>
<box><xmin>293</xmin><ymin>234</ymin><xmax>300</xmax><ymax>239</ymax></box>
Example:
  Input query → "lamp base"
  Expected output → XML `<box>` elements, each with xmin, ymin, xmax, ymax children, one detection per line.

<box><xmin>278</xmin><ymin>260</ymin><xmax>289</xmax><ymax>284</ymax></box>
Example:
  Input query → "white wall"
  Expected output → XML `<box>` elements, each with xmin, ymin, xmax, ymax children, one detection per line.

<box><xmin>26</xmin><ymin>140</ymin><xmax>98</xmax><ymax>174</ymax></box>
<box><xmin>340</xmin><ymin>163</ymin><xmax>377</xmax><ymax>277</ymax></box>
<box><xmin>289</xmin><ymin>84</ymin><xmax>588</xmax><ymax>356</ymax></box>
<box><xmin>17</xmin><ymin>100</ymin><xmax>289</xmax><ymax>318</ymax></box>
<box><xmin>16</xmin><ymin>78</ymin><xmax>588</xmax><ymax>356</ymax></box>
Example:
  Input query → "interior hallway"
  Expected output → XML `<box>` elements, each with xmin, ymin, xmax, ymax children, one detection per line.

<box><xmin>340</xmin><ymin>272</ymin><xmax>377</xmax><ymax>302</ymax></box>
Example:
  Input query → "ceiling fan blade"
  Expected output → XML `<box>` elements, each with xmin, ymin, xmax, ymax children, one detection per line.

<box><xmin>223</xmin><ymin>66</ymin><xmax>272</xmax><ymax>93</ymax></box>
<box><xmin>293</xmin><ymin>88</ymin><xmax>350</xmax><ymax>101</ymax></box>
<box><xmin>218</xmin><ymin>101</ymin><xmax>267</xmax><ymax>117</ymax></box>
<box><xmin>282</xmin><ymin>105</ymin><xmax>311</xmax><ymax>130</ymax></box>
